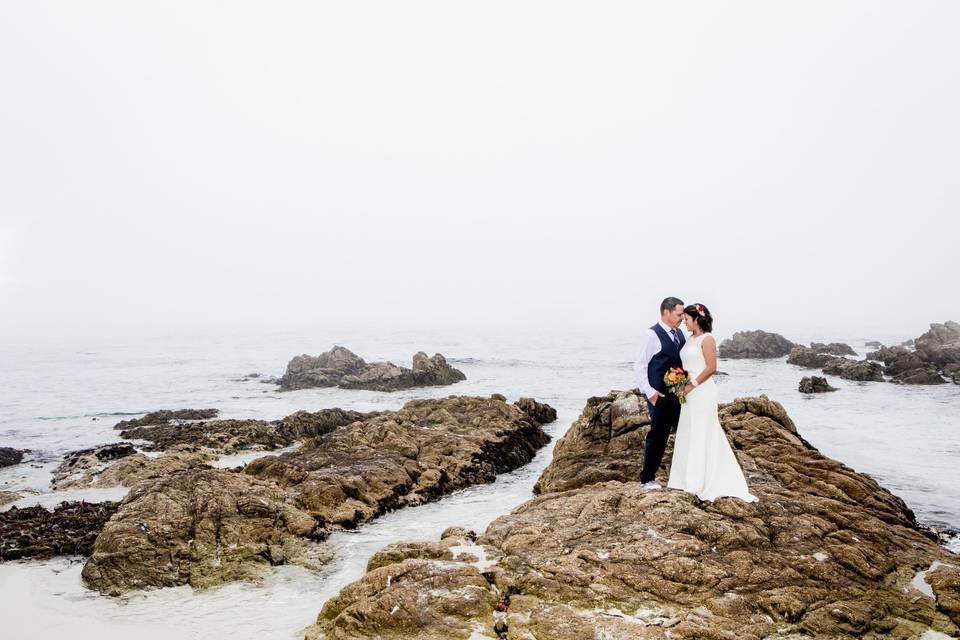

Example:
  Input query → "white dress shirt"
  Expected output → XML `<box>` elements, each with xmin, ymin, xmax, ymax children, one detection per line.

<box><xmin>634</xmin><ymin>321</ymin><xmax>683</xmax><ymax>399</ymax></box>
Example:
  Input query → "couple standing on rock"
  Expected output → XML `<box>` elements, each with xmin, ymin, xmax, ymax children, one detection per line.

<box><xmin>634</xmin><ymin>296</ymin><xmax>757</xmax><ymax>502</ymax></box>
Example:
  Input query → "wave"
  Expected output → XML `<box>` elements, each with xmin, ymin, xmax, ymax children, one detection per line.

<box><xmin>448</xmin><ymin>357</ymin><xmax>542</xmax><ymax>367</ymax></box>
<box><xmin>36</xmin><ymin>411</ymin><xmax>145</xmax><ymax>421</ymax></box>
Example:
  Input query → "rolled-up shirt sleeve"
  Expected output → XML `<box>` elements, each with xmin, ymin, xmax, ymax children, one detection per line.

<box><xmin>633</xmin><ymin>329</ymin><xmax>661</xmax><ymax>400</ymax></box>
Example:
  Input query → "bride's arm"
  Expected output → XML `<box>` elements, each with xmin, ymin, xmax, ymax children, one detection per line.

<box><xmin>695</xmin><ymin>335</ymin><xmax>718</xmax><ymax>384</ymax></box>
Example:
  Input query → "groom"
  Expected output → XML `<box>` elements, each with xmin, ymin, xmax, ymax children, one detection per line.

<box><xmin>633</xmin><ymin>296</ymin><xmax>686</xmax><ymax>489</ymax></box>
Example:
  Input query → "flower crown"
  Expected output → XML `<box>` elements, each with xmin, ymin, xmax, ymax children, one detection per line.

<box><xmin>693</xmin><ymin>303</ymin><xmax>709</xmax><ymax>317</ymax></box>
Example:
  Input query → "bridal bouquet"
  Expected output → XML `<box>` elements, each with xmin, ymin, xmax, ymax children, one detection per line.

<box><xmin>664</xmin><ymin>367</ymin><xmax>689</xmax><ymax>404</ymax></box>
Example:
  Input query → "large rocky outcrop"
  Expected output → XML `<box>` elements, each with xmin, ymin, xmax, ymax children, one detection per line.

<box><xmin>0</xmin><ymin>447</ymin><xmax>25</xmax><ymax>468</ymax></box>
<box><xmin>117</xmin><ymin>408</ymin><xmax>371</xmax><ymax>452</ymax></box>
<box><xmin>81</xmin><ymin>395</ymin><xmax>554</xmax><ymax>595</ymax></box>
<box><xmin>799</xmin><ymin>376</ymin><xmax>837</xmax><ymax>393</ymax></box>
<box><xmin>278</xmin><ymin>346</ymin><xmax>466</xmax><ymax>392</ymax></box>
<box><xmin>1</xmin><ymin>501</ymin><xmax>119</xmax><ymax>561</ymax></box>
<box><xmin>81</xmin><ymin>468</ymin><xmax>329</xmax><ymax>595</ymax></box>
<box><xmin>246</xmin><ymin>395</ymin><xmax>554</xmax><ymax>528</ymax></box>
<box><xmin>719</xmin><ymin>331</ymin><xmax>795</xmax><ymax>359</ymax></box>
<box><xmin>306</xmin><ymin>393</ymin><xmax>960</xmax><ymax>640</ymax></box>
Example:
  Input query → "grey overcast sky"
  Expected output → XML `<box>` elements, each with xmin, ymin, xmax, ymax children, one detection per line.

<box><xmin>1</xmin><ymin>1</ymin><xmax>958</xmax><ymax>341</ymax></box>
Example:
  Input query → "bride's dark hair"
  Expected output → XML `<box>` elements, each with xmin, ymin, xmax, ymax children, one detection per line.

<box><xmin>684</xmin><ymin>303</ymin><xmax>713</xmax><ymax>333</ymax></box>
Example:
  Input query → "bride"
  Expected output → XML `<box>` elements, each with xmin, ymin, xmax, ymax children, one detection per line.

<box><xmin>667</xmin><ymin>303</ymin><xmax>757</xmax><ymax>503</ymax></box>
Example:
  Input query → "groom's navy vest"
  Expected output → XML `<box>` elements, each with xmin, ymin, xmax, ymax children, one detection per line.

<box><xmin>648</xmin><ymin>324</ymin><xmax>685</xmax><ymax>395</ymax></box>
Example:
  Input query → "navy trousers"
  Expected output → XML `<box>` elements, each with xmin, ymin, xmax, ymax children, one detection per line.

<box><xmin>640</xmin><ymin>394</ymin><xmax>681</xmax><ymax>483</ymax></box>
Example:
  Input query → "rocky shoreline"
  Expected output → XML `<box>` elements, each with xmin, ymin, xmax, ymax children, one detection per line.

<box><xmin>77</xmin><ymin>394</ymin><xmax>556</xmax><ymax>595</ymax></box>
<box><xmin>304</xmin><ymin>392</ymin><xmax>960</xmax><ymax>639</ymax></box>
<box><xmin>725</xmin><ymin>321</ymin><xmax>960</xmax><ymax>387</ymax></box>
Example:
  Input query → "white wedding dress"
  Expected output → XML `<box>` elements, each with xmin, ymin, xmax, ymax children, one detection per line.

<box><xmin>667</xmin><ymin>333</ymin><xmax>758</xmax><ymax>502</ymax></box>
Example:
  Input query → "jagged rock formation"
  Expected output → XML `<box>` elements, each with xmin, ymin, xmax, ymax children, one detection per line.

<box><xmin>719</xmin><ymin>331</ymin><xmax>796</xmax><ymax>359</ymax></box>
<box><xmin>278</xmin><ymin>346</ymin><xmax>466</xmax><ymax>392</ymax></box>
<box><xmin>822</xmin><ymin>358</ymin><xmax>886</xmax><ymax>382</ymax></box>
<box><xmin>799</xmin><ymin>376</ymin><xmax>837</xmax><ymax>393</ymax></box>
<box><xmin>787</xmin><ymin>346</ymin><xmax>843</xmax><ymax>369</ymax></box>
<box><xmin>305</xmin><ymin>393</ymin><xmax>960</xmax><ymax>640</ymax></box>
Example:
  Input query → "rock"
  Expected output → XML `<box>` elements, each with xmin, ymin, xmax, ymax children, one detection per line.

<box><xmin>118</xmin><ymin>408</ymin><xmax>370</xmax><ymax>452</ymax></box>
<box><xmin>0</xmin><ymin>491</ymin><xmax>21</xmax><ymax>506</ymax></box>
<box><xmin>52</xmin><ymin>444</ymin><xmax>216</xmax><ymax>490</ymax></box>
<box><xmin>822</xmin><ymin>358</ymin><xmax>885</xmax><ymax>382</ymax></box>
<box><xmin>865</xmin><ymin>341</ymin><xmax>884</xmax><ymax>349</ymax></box>
<box><xmin>274</xmin><ymin>408</ymin><xmax>371</xmax><ymax>440</ymax></box>
<box><xmin>81</xmin><ymin>468</ymin><xmax>329</xmax><ymax>595</ymax></box>
<box><xmin>514</xmin><ymin>397</ymin><xmax>558</xmax><ymax>424</ymax></box>
<box><xmin>83</xmin><ymin>395</ymin><xmax>553</xmax><ymax>595</ymax></box>
<box><xmin>902</xmin><ymin>338</ymin><xmax>916</xmax><ymax>348</ymax></box>
<box><xmin>945</xmin><ymin>364</ymin><xmax>960</xmax><ymax>385</ymax></box>
<box><xmin>789</xmin><ymin>343</ymin><xmax>860</xmax><ymax>369</ymax></box>
<box><xmin>787</xmin><ymin>347</ymin><xmax>843</xmax><ymax>369</ymax></box>
<box><xmin>534</xmin><ymin>390</ymin><xmax>650</xmax><ymax>495</ymax></box>
<box><xmin>867</xmin><ymin>345</ymin><xmax>925</xmax><ymax>374</ymax></box>
<box><xmin>915</xmin><ymin>321</ymin><xmax>960</xmax><ymax>371</ymax></box>
<box><xmin>50</xmin><ymin>443</ymin><xmax>138</xmax><ymax>489</ymax></box>
<box><xmin>113</xmin><ymin>408</ymin><xmax>219</xmax><ymax>430</ymax></box>
<box><xmin>891</xmin><ymin>367</ymin><xmax>946</xmax><ymax>385</ymax></box>
<box><xmin>309</xmin><ymin>394</ymin><xmax>960</xmax><ymax>640</ymax></box>
<box><xmin>1</xmin><ymin>501</ymin><xmax>119</xmax><ymax>561</ymax></box>
<box><xmin>280</xmin><ymin>346</ymin><xmax>367</xmax><ymax>390</ymax></box>
<box><xmin>0</xmin><ymin>447</ymin><xmax>25</xmax><ymax>468</ymax></box>
<box><xmin>719</xmin><ymin>331</ymin><xmax>796</xmax><ymax>359</ymax></box>
<box><xmin>278</xmin><ymin>346</ymin><xmax>466</xmax><ymax>392</ymax></box>
<box><xmin>246</xmin><ymin>395</ymin><xmax>554</xmax><ymax>528</ymax></box>
<box><xmin>810</xmin><ymin>342</ymin><xmax>857</xmax><ymax>356</ymax></box>
<box><xmin>308</xmin><ymin>530</ymin><xmax>500</xmax><ymax>640</ymax></box>
<box><xmin>867</xmin><ymin>345</ymin><xmax>946</xmax><ymax>385</ymax></box>
<box><xmin>799</xmin><ymin>376</ymin><xmax>837</xmax><ymax>393</ymax></box>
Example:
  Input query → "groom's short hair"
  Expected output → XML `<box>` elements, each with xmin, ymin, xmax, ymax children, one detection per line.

<box><xmin>660</xmin><ymin>297</ymin><xmax>684</xmax><ymax>313</ymax></box>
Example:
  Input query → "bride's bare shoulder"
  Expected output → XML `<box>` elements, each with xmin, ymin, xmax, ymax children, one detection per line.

<box><xmin>701</xmin><ymin>333</ymin><xmax>718</xmax><ymax>352</ymax></box>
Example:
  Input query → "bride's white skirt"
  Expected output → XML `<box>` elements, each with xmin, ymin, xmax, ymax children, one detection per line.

<box><xmin>667</xmin><ymin>380</ymin><xmax>758</xmax><ymax>503</ymax></box>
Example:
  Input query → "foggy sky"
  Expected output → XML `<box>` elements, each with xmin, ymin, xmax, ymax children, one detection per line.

<box><xmin>2</xmin><ymin>1</ymin><xmax>958</xmax><ymax>342</ymax></box>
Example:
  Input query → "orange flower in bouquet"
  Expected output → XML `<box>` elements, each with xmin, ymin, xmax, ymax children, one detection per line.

<box><xmin>664</xmin><ymin>367</ymin><xmax>689</xmax><ymax>404</ymax></box>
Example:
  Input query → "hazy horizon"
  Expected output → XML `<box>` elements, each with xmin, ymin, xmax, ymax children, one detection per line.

<box><xmin>2</xmin><ymin>2</ymin><xmax>958</xmax><ymax>343</ymax></box>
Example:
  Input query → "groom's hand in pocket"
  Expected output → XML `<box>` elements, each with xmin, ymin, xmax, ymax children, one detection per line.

<box><xmin>649</xmin><ymin>391</ymin><xmax>662</xmax><ymax>406</ymax></box>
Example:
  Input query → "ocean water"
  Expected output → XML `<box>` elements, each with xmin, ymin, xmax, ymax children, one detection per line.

<box><xmin>1</xmin><ymin>327</ymin><xmax>958</xmax><ymax>639</ymax></box>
